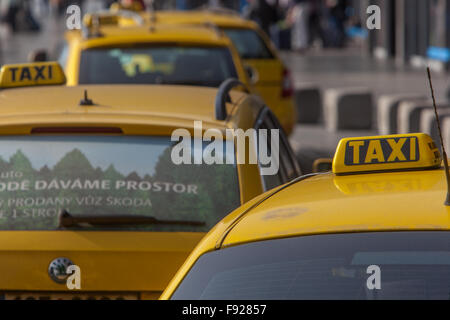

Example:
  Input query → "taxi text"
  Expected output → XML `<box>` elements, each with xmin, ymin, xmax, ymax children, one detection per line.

<box><xmin>8</xmin><ymin>65</ymin><xmax>54</xmax><ymax>82</ymax></box>
<box><xmin>345</xmin><ymin>137</ymin><xmax>419</xmax><ymax>165</ymax></box>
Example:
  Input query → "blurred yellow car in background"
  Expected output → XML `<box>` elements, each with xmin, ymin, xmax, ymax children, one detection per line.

<box><xmin>59</xmin><ymin>13</ymin><xmax>250</xmax><ymax>90</ymax></box>
<box><xmin>154</xmin><ymin>9</ymin><xmax>297</xmax><ymax>134</ymax></box>
<box><xmin>0</xmin><ymin>62</ymin><xmax>300</xmax><ymax>300</ymax></box>
<box><xmin>54</xmin><ymin>9</ymin><xmax>296</xmax><ymax>134</ymax></box>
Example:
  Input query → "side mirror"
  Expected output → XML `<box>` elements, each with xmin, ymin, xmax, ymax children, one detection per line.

<box><xmin>244</xmin><ymin>64</ymin><xmax>258</xmax><ymax>85</ymax></box>
<box><xmin>28</xmin><ymin>49</ymin><xmax>49</xmax><ymax>62</ymax></box>
<box><xmin>312</xmin><ymin>158</ymin><xmax>333</xmax><ymax>173</ymax></box>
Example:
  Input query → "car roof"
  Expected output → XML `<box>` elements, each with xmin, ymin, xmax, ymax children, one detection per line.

<box><xmin>0</xmin><ymin>85</ymin><xmax>254</xmax><ymax>133</ymax></box>
<box><xmin>153</xmin><ymin>10</ymin><xmax>257</xmax><ymax>29</ymax></box>
<box><xmin>71</xmin><ymin>23</ymin><xmax>233</xmax><ymax>48</ymax></box>
<box><xmin>205</xmin><ymin>168</ymin><xmax>450</xmax><ymax>249</ymax></box>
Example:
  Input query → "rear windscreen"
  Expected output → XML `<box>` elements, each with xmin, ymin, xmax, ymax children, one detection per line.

<box><xmin>79</xmin><ymin>46</ymin><xmax>238</xmax><ymax>87</ymax></box>
<box><xmin>223</xmin><ymin>28</ymin><xmax>274</xmax><ymax>59</ymax></box>
<box><xmin>0</xmin><ymin>136</ymin><xmax>240</xmax><ymax>231</ymax></box>
<box><xmin>172</xmin><ymin>232</ymin><xmax>450</xmax><ymax>300</ymax></box>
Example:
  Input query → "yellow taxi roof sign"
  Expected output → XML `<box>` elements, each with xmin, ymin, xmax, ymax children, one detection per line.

<box><xmin>332</xmin><ymin>133</ymin><xmax>442</xmax><ymax>175</ymax></box>
<box><xmin>82</xmin><ymin>10</ymin><xmax>144</xmax><ymax>28</ymax></box>
<box><xmin>83</xmin><ymin>13</ymin><xmax>119</xmax><ymax>28</ymax></box>
<box><xmin>0</xmin><ymin>62</ymin><xmax>66</xmax><ymax>89</ymax></box>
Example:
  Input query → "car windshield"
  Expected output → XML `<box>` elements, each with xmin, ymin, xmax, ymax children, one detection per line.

<box><xmin>0</xmin><ymin>135</ymin><xmax>240</xmax><ymax>231</ymax></box>
<box><xmin>171</xmin><ymin>232</ymin><xmax>450</xmax><ymax>300</ymax></box>
<box><xmin>222</xmin><ymin>28</ymin><xmax>274</xmax><ymax>59</ymax></box>
<box><xmin>78</xmin><ymin>46</ymin><xmax>238</xmax><ymax>86</ymax></box>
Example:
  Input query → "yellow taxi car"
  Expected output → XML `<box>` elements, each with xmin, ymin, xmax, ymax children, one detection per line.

<box><xmin>154</xmin><ymin>9</ymin><xmax>297</xmax><ymax>134</ymax></box>
<box><xmin>0</xmin><ymin>62</ymin><xmax>301</xmax><ymax>300</ymax></box>
<box><xmin>161</xmin><ymin>133</ymin><xmax>450</xmax><ymax>300</ymax></box>
<box><xmin>59</xmin><ymin>14</ymin><xmax>250</xmax><ymax>90</ymax></box>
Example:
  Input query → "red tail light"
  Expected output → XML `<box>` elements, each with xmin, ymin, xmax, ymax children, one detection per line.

<box><xmin>31</xmin><ymin>127</ymin><xmax>123</xmax><ymax>134</ymax></box>
<box><xmin>281</xmin><ymin>68</ymin><xmax>294</xmax><ymax>98</ymax></box>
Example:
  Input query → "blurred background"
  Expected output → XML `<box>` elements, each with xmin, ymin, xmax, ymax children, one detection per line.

<box><xmin>0</xmin><ymin>0</ymin><xmax>449</xmax><ymax>172</ymax></box>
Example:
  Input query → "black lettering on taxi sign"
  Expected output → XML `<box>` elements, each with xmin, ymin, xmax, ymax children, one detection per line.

<box><xmin>344</xmin><ymin>137</ymin><xmax>420</xmax><ymax>165</ymax></box>
<box><xmin>8</xmin><ymin>65</ymin><xmax>53</xmax><ymax>82</ymax></box>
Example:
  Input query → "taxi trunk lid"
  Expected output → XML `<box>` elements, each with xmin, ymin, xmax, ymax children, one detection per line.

<box><xmin>0</xmin><ymin>231</ymin><xmax>204</xmax><ymax>297</ymax></box>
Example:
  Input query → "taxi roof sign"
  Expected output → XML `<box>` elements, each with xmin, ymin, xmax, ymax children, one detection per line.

<box><xmin>333</xmin><ymin>133</ymin><xmax>442</xmax><ymax>175</ymax></box>
<box><xmin>82</xmin><ymin>10</ymin><xmax>144</xmax><ymax>28</ymax></box>
<box><xmin>0</xmin><ymin>62</ymin><xmax>66</xmax><ymax>89</ymax></box>
<box><xmin>83</xmin><ymin>13</ymin><xmax>119</xmax><ymax>28</ymax></box>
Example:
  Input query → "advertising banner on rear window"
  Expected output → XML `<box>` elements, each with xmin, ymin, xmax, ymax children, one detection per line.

<box><xmin>0</xmin><ymin>136</ymin><xmax>240</xmax><ymax>231</ymax></box>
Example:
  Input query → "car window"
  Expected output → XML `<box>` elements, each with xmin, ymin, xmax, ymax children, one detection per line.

<box><xmin>171</xmin><ymin>232</ymin><xmax>450</xmax><ymax>300</ymax></box>
<box><xmin>0</xmin><ymin>135</ymin><xmax>240</xmax><ymax>232</ymax></box>
<box><xmin>57</xmin><ymin>42</ymin><xmax>69</xmax><ymax>68</ymax></box>
<box><xmin>256</xmin><ymin>116</ymin><xmax>283</xmax><ymax>190</ymax></box>
<box><xmin>79</xmin><ymin>46</ymin><xmax>238</xmax><ymax>87</ymax></box>
<box><xmin>256</xmin><ymin>109</ymin><xmax>300</xmax><ymax>190</ymax></box>
<box><xmin>264</xmin><ymin>113</ymin><xmax>299</xmax><ymax>180</ymax></box>
<box><xmin>222</xmin><ymin>28</ymin><xmax>274</xmax><ymax>59</ymax></box>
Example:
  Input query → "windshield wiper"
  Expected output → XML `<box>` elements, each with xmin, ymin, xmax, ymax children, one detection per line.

<box><xmin>58</xmin><ymin>210</ymin><xmax>206</xmax><ymax>228</ymax></box>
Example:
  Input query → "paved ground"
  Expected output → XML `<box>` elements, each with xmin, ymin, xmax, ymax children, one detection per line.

<box><xmin>283</xmin><ymin>48</ymin><xmax>448</xmax><ymax>101</ymax></box>
<box><xmin>1</xmin><ymin>16</ymin><xmax>449</xmax><ymax>173</ymax></box>
<box><xmin>283</xmin><ymin>48</ymin><xmax>449</xmax><ymax>171</ymax></box>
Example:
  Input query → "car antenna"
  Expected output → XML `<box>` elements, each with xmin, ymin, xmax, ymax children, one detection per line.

<box><xmin>80</xmin><ymin>89</ymin><xmax>94</xmax><ymax>106</ymax></box>
<box><xmin>148</xmin><ymin>0</ymin><xmax>157</xmax><ymax>31</ymax></box>
<box><xmin>427</xmin><ymin>67</ymin><xmax>450</xmax><ymax>205</ymax></box>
